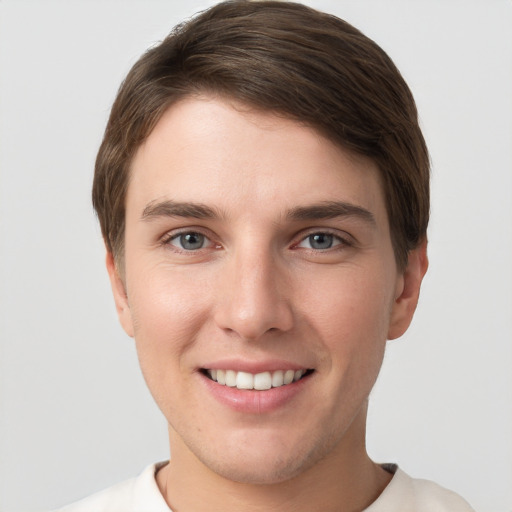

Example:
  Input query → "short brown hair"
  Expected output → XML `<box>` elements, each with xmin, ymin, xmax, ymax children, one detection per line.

<box><xmin>93</xmin><ymin>0</ymin><xmax>429</xmax><ymax>271</ymax></box>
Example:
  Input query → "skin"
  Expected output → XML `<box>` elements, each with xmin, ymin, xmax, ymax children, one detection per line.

<box><xmin>107</xmin><ymin>96</ymin><xmax>428</xmax><ymax>512</ymax></box>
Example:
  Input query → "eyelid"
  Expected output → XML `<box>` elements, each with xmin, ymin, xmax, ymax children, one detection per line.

<box><xmin>158</xmin><ymin>226</ymin><xmax>354</xmax><ymax>253</ymax></box>
<box><xmin>160</xmin><ymin>227</ymin><xmax>221</xmax><ymax>251</ymax></box>
<box><xmin>292</xmin><ymin>228</ymin><xmax>355</xmax><ymax>250</ymax></box>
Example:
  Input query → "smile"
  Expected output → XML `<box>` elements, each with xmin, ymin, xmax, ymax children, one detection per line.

<box><xmin>204</xmin><ymin>369</ymin><xmax>312</xmax><ymax>390</ymax></box>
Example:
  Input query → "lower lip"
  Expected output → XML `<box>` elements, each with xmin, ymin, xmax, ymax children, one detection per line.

<box><xmin>200</xmin><ymin>372</ymin><xmax>312</xmax><ymax>414</ymax></box>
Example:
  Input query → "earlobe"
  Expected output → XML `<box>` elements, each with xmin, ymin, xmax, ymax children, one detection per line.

<box><xmin>387</xmin><ymin>240</ymin><xmax>429</xmax><ymax>340</ymax></box>
<box><xmin>106</xmin><ymin>252</ymin><xmax>135</xmax><ymax>338</ymax></box>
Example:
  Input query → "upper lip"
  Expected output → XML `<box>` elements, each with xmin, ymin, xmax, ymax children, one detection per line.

<box><xmin>198</xmin><ymin>358</ymin><xmax>313</xmax><ymax>374</ymax></box>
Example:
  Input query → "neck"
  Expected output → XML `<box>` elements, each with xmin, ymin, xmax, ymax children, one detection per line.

<box><xmin>156</xmin><ymin>408</ymin><xmax>392</xmax><ymax>512</ymax></box>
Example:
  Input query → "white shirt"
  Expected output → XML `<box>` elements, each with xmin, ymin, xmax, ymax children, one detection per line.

<box><xmin>54</xmin><ymin>462</ymin><xmax>475</xmax><ymax>512</ymax></box>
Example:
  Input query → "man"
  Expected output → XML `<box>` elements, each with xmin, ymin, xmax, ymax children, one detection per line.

<box><xmin>57</xmin><ymin>1</ymin><xmax>474</xmax><ymax>510</ymax></box>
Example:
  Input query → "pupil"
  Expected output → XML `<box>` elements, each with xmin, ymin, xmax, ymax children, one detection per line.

<box><xmin>310</xmin><ymin>233</ymin><xmax>333</xmax><ymax>249</ymax></box>
<box><xmin>181</xmin><ymin>232</ymin><xmax>204</xmax><ymax>250</ymax></box>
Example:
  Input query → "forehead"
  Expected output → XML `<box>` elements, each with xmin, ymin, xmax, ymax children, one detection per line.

<box><xmin>127</xmin><ymin>96</ymin><xmax>386</xmax><ymax>222</ymax></box>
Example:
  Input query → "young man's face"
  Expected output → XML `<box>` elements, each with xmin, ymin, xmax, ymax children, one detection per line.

<box><xmin>109</xmin><ymin>96</ymin><xmax>425</xmax><ymax>484</ymax></box>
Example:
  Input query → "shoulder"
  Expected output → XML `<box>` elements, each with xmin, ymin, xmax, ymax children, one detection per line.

<box><xmin>52</xmin><ymin>477</ymin><xmax>137</xmax><ymax>512</ymax></box>
<box><xmin>52</xmin><ymin>462</ymin><xmax>171</xmax><ymax>512</ymax></box>
<box><xmin>407</xmin><ymin>473</ymin><xmax>475</xmax><ymax>511</ymax></box>
<box><xmin>365</xmin><ymin>465</ymin><xmax>476</xmax><ymax>512</ymax></box>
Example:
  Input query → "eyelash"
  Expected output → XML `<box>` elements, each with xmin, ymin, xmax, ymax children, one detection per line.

<box><xmin>160</xmin><ymin>229</ymin><xmax>220</xmax><ymax>253</ymax></box>
<box><xmin>159</xmin><ymin>228</ymin><xmax>353</xmax><ymax>254</ymax></box>
<box><xmin>293</xmin><ymin>230</ymin><xmax>353</xmax><ymax>251</ymax></box>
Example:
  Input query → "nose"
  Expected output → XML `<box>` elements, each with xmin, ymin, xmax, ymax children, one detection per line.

<box><xmin>213</xmin><ymin>248</ymin><xmax>294</xmax><ymax>340</ymax></box>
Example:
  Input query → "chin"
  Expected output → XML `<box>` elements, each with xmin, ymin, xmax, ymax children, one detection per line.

<box><xmin>192</xmin><ymin>429</ymin><xmax>338</xmax><ymax>485</ymax></box>
<box><xmin>206</xmin><ymin>455</ymin><xmax>312</xmax><ymax>485</ymax></box>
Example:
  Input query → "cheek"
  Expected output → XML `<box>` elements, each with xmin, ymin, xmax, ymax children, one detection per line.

<box><xmin>126</xmin><ymin>264</ymin><xmax>211</xmax><ymax>375</ymax></box>
<box><xmin>129</xmin><ymin>259</ymin><xmax>210</xmax><ymax>326</ymax></box>
<box><xmin>301</xmin><ymin>265</ymin><xmax>395</xmax><ymax>363</ymax></box>
<box><xmin>126</xmin><ymin>267</ymin><xmax>214</xmax><ymax>419</ymax></box>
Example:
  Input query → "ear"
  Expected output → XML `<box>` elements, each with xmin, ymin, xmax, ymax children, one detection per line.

<box><xmin>106</xmin><ymin>251</ymin><xmax>135</xmax><ymax>338</ymax></box>
<box><xmin>387</xmin><ymin>240</ymin><xmax>429</xmax><ymax>340</ymax></box>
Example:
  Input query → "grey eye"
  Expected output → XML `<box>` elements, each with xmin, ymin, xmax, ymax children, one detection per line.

<box><xmin>173</xmin><ymin>232</ymin><xmax>206</xmax><ymax>250</ymax></box>
<box><xmin>308</xmin><ymin>233</ymin><xmax>334</xmax><ymax>250</ymax></box>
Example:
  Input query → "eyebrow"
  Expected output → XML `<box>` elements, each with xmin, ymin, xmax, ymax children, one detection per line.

<box><xmin>141</xmin><ymin>199</ymin><xmax>221</xmax><ymax>221</ymax></box>
<box><xmin>141</xmin><ymin>199</ymin><xmax>375</xmax><ymax>225</ymax></box>
<box><xmin>287</xmin><ymin>201</ymin><xmax>376</xmax><ymax>225</ymax></box>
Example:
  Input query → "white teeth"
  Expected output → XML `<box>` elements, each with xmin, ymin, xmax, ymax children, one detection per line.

<box><xmin>271</xmin><ymin>370</ymin><xmax>284</xmax><ymax>387</ymax></box>
<box><xmin>206</xmin><ymin>368</ymin><xmax>309</xmax><ymax>390</ymax></box>
<box><xmin>225</xmin><ymin>370</ymin><xmax>237</xmax><ymax>387</ymax></box>
<box><xmin>236</xmin><ymin>371</ymin><xmax>254</xmax><ymax>390</ymax></box>
<box><xmin>254</xmin><ymin>371</ymin><xmax>272</xmax><ymax>390</ymax></box>
<box><xmin>284</xmin><ymin>369</ymin><xmax>295</xmax><ymax>385</ymax></box>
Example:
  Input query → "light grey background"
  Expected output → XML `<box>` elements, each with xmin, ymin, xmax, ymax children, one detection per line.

<box><xmin>1</xmin><ymin>1</ymin><xmax>511</xmax><ymax>511</ymax></box>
